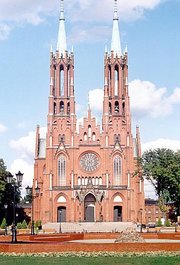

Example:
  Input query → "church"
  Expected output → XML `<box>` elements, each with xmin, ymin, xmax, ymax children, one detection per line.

<box><xmin>33</xmin><ymin>0</ymin><xmax>144</xmax><ymax>224</ymax></box>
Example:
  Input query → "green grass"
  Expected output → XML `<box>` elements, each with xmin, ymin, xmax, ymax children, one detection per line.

<box><xmin>0</xmin><ymin>256</ymin><xmax>180</xmax><ymax>265</ymax></box>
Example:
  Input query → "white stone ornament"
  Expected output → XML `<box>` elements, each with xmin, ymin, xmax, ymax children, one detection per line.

<box><xmin>80</xmin><ymin>153</ymin><xmax>100</xmax><ymax>172</ymax></box>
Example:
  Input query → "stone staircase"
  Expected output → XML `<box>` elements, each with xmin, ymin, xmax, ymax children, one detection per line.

<box><xmin>42</xmin><ymin>222</ymin><xmax>136</xmax><ymax>233</ymax></box>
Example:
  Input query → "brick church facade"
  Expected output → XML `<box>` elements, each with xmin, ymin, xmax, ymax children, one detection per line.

<box><xmin>33</xmin><ymin>0</ymin><xmax>145</xmax><ymax>224</ymax></box>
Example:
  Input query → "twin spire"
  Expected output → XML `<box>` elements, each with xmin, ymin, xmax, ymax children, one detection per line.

<box><xmin>57</xmin><ymin>0</ymin><xmax>67</xmax><ymax>55</ymax></box>
<box><xmin>111</xmin><ymin>0</ymin><xmax>122</xmax><ymax>57</ymax></box>
<box><xmin>57</xmin><ymin>0</ymin><xmax>122</xmax><ymax>57</ymax></box>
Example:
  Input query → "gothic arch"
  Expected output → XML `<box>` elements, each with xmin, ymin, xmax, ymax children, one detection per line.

<box><xmin>55</xmin><ymin>192</ymin><xmax>68</xmax><ymax>204</ymax></box>
<box><xmin>115</xmin><ymin>101</ymin><xmax>119</xmax><ymax>113</ymax></box>
<box><xmin>60</xmin><ymin>101</ymin><xmax>64</xmax><ymax>113</ymax></box>
<box><xmin>111</xmin><ymin>192</ymin><xmax>125</xmax><ymax>202</ymax></box>
<box><xmin>113</xmin><ymin>154</ymin><xmax>122</xmax><ymax>185</ymax></box>
<box><xmin>57</xmin><ymin>154</ymin><xmax>66</xmax><ymax>186</ymax></box>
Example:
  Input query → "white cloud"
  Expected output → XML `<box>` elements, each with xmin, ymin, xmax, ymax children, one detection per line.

<box><xmin>9</xmin><ymin>127</ymin><xmax>46</xmax><ymax>196</ymax></box>
<box><xmin>0</xmin><ymin>23</ymin><xmax>11</xmax><ymax>40</ymax></box>
<box><xmin>142</xmin><ymin>138</ymin><xmax>180</xmax><ymax>152</ymax></box>
<box><xmin>89</xmin><ymin>89</ymin><xmax>103</xmax><ymax>112</ymax></box>
<box><xmin>169</xmin><ymin>87</ymin><xmax>180</xmax><ymax>104</ymax></box>
<box><xmin>10</xmin><ymin>159</ymin><xmax>34</xmax><ymax>197</ymax></box>
<box><xmin>129</xmin><ymin>80</ymin><xmax>171</xmax><ymax>118</ymax></box>
<box><xmin>9</xmin><ymin>131</ymin><xmax>35</xmax><ymax>161</ymax></box>
<box><xmin>70</xmin><ymin>25</ymin><xmax>111</xmax><ymax>44</ymax></box>
<box><xmin>0</xmin><ymin>0</ymin><xmax>57</xmax><ymax>25</ymax></box>
<box><xmin>129</xmin><ymin>80</ymin><xmax>180</xmax><ymax>118</ymax></box>
<box><xmin>0</xmin><ymin>0</ymin><xmax>162</xmax><ymax>41</ymax></box>
<box><xmin>68</xmin><ymin>0</ymin><xmax>162</xmax><ymax>22</ymax></box>
<box><xmin>9</xmin><ymin>127</ymin><xmax>46</xmax><ymax>161</ymax></box>
<box><xmin>0</xmin><ymin>123</ymin><xmax>7</xmax><ymax>133</ymax></box>
<box><xmin>82</xmin><ymin>80</ymin><xmax>180</xmax><ymax>120</ymax></box>
<box><xmin>144</xmin><ymin>179</ymin><xmax>157</xmax><ymax>199</ymax></box>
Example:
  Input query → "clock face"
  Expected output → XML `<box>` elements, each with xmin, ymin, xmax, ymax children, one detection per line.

<box><xmin>80</xmin><ymin>153</ymin><xmax>100</xmax><ymax>172</ymax></box>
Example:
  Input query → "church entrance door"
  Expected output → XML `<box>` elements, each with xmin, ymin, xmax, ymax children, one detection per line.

<box><xmin>114</xmin><ymin>206</ymin><xmax>122</xmax><ymax>222</ymax></box>
<box><xmin>57</xmin><ymin>206</ymin><xmax>66</xmax><ymax>222</ymax></box>
<box><xmin>84</xmin><ymin>194</ymin><xmax>96</xmax><ymax>222</ymax></box>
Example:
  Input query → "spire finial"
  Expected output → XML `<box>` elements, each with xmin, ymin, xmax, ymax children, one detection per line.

<box><xmin>114</xmin><ymin>0</ymin><xmax>118</xmax><ymax>20</ymax></box>
<box><xmin>88</xmin><ymin>91</ymin><xmax>90</xmax><ymax>107</ymax></box>
<box><xmin>60</xmin><ymin>0</ymin><xmax>65</xmax><ymax>20</ymax></box>
<box><xmin>57</xmin><ymin>0</ymin><xmax>67</xmax><ymax>55</ymax></box>
<box><xmin>111</xmin><ymin>0</ymin><xmax>122</xmax><ymax>57</ymax></box>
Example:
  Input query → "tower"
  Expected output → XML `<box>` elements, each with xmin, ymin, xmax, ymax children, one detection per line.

<box><xmin>33</xmin><ymin>0</ymin><xmax>144</xmax><ymax>225</ymax></box>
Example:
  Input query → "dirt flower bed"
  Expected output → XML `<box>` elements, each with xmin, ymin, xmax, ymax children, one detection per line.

<box><xmin>0</xmin><ymin>251</ymin><xmax>180</xmax><ymax>257</ymax></box>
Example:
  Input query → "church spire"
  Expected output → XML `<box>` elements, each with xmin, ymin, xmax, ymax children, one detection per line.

<box><xmin>111</xmin><ymin>0</ymin><xmax>122</xmax><ymax>57</ymax></box>
<box><xmin>57</xmin><ymin>0</ymin><xmax>67</xmax><ymax>55</ymax></box>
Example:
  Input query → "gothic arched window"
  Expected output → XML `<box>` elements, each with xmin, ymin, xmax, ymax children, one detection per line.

<box><xmin>92</xmin><ymin>132</ymin><xmax>96</xmax><ymax>141</ymax></box>
<box><xmin>88</xmin><ymin>125</ymin><xmax>91</xmax><ymax>138</ymax></box>
<box><xmin>114</xmin><ymin>65</ymin><xmax>119</xmax><ymax>96</ymax></box>
<box><xmin>67</xmin><ymin>102</ymin><xmax>70</xmax><ymax>115</ymax></box>
<box><xmin>54</xmin><ymin>102</ymin><xmax>57</xmax><ymax>114</ymax></box>
<box><xmin>109</xmin><ymin>102</ymin><xmax>112</xmax><ymax>115</ymax></box>
<box><xmin>58</xmin><ymin>155</ymin><xmax>66</xmax><ymax>186</ymax></box>
<box><xmin>60</xmin><ymin>101</ymin><xmax>64</xmax><ymax>113</ymax></box>
<box><xmin>108</xmin><ymin>65</ymin><xmax>111</xmax><ymax>96</ymax></box>
<box><xmin>60</xmin><ymin>65</ymin><xmax>64</xmax><ymax>96</ymax></box>
<box><xmin>84</xmin><ymin>132</ymin><xmax>87</xmax><ymax>141</ymax></box>
<box><xmin>114</xmin><ymin>155</ymin><xmax>121</xmax><ymax>185</ymax></box>
<box><xmin>115</xmin><ymin>101</ymin><xmax>119</xmax><ymax>113</ymax></box>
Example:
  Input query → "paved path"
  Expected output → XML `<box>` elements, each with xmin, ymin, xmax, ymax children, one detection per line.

<box><xmin>71</xmin><ymin>239</ymin><xmax>180</xmax><ymax>244</ymax></box>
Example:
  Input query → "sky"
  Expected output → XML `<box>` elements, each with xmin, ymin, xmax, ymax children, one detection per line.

<box><xmin>0</xmin><ymin>0</ymin><xmax>180</xmax><ymax>198</ymax></box>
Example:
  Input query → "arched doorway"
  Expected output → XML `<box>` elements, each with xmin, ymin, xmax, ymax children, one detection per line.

<box><xmin>57</xmin><ymin>206</ymin><xmax>66</xmax><ymax>222</ymax></box>
<box><xmin>84</xmin><ymin>193</ymin><xmax>96</xmax><ymax>222</ymax></box>
<box><xmin>114</xmin><ymin>206</ymin><xmax>122</xmax><ymax>222</ymax></box>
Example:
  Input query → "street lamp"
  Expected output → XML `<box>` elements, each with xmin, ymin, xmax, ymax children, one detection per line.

<box><xmin>139</xmin><ymin>208</ymin><xmax>143</xmax><ymax>233</ymax></box>
<box><xmin>6</xmin><ymin>171</ymin><xmax>24</xmax><ymax>243</ymax></box>
<box><xmin>4</xmin><ymin>203</ymin><xmax>8</xmax><ymax>235</ymax></box>
<box><xmin>59</xmin><ymin>209</ymin><xmax>62</xmax><ymax>233</ymax></box>
<box><xmin>26</xmin><ymin>185</ymin><xmax>40</xmax><ymax>235</ymax></box>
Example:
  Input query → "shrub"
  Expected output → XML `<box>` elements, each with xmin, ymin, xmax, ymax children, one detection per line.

<box><xmin>17</xmin><ymin>222</ymin><xmax>22</xmax><ymax>229</ymax></box>
<box><xmin>0</xmin><ymin>218</ymin><xmax>7</xmax><ymax>229</ymax></box>
<box><xmin>165</xmin><ymin>219</ymin><xmax>171</xmax><ymax>227</ymax></box>
<box><xmin>156</xmin><ymin>218</ymin><xmax>162</xmax><ymax>227</ymax></box>
<box><xmin>21</xmin><ymin>220</ymin><xmax>28</xmax><ymax>229</ymax></box>
<box><xmin>28</xmin><ymin>221</ymin><xmax>31</xmax><ymax>229</ymax></box>
<box><xmin>35</xmin><ymin>220</ymin><xmax>42</xmax><ymax>229</ymax></box>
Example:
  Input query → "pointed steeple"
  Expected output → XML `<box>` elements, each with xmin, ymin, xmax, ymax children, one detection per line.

<box><xmin>57</xmin><ymin>0</ymin><xmax>67</xmax><ymax>55</ymax></box>
<box><xmin>111</xmin><ymin>0</ymin><xmax>122</xmax><ymax>57</ymax></box>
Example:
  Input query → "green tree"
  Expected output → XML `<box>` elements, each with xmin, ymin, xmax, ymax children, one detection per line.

<box><xmin>156</xmin><ymin>218</ymin><xmax>162</xmax><ymax>227</ymax></box>
<box><xmin>141</xmin><ymin>148</ymin><xmax>180</xmax><ymax>216</ymax></box>
<box><xmin>0</xmin><ymin>217</ymin><xmax>7</xmax><ymax>229</ymax></box>
<box><xmin>21</xmin><ymin>219</ymin><xmax>28</xmax><ymax>229</ymax></box>
<box><xmin>17</xmin><ymin>222</ymin><xmax>22</xmax><ymax>229</ymax></box>
<box><xmin>0</xmin><ymin>159</ymin><xmax>22</xmax><ymax>224</ymax></box>
<box><xmin>0</xmin><ymin>159</ymin><xmax>8</xmax><ymax>205</ymax></box>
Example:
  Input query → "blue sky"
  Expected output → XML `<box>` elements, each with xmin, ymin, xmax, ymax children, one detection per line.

<box><xmin>0</xmin><ymin>0</ymin><xmax>180</xmax><ymax>198</ymax></box>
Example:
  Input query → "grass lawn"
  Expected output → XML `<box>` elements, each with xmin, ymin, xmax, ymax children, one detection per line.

<box><xmin>0</xmin><ymin>256</ymin><xmax>180</xmax><ymax>265</ymax></box>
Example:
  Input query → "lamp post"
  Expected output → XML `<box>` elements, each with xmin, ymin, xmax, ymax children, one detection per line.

<box><xmin>139</xmin><ymin>208</ymin><xmax>143</xmax><ymax>233</ymax></box>
<box><xmin>59</xmin><ymin>209</ymin><xmax>62</xmax><ymax>233</ymax></box>
<box><xmin>4</xmin><ymin>203</ymin><xmax>8</xmax><ymax>235</ymax></box>
<box><xmin>26</xmin><ymin>185</ymin><xmax>40</xmax><ymax>235</ymax></box>
<box><xmin>6</xmin><ymin>170</ymin><xmax>24</xmax><ymax>243</ymax></box>
<box><xmin>175</xmin><ymin>211</ymin><xmax>177</xmax><ymax>232</ymax></box>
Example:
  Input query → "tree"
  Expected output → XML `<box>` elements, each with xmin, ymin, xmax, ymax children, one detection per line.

<box><xmin>141</xmin><ymin>148</ymin><xmax>180</xmax><ymax>216</ymax></box>
<box><xmin>0</xmin><ymin>217</ymin><xmax>7</xmax><ymax>229</ymax></box>
<box><xmin>0</xmin><ymin>159</ymin><xmax>21</xmax><ymax>224</ymax></box>
<box><xmin>21</xmin><ymin>219</ymin><xmax>28</xmax><ymax>229</ymax></box>
<box><xmin>0</xmin><ymin>159</ymin><xmax>8</xmax><ymax>205</ymax></box>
